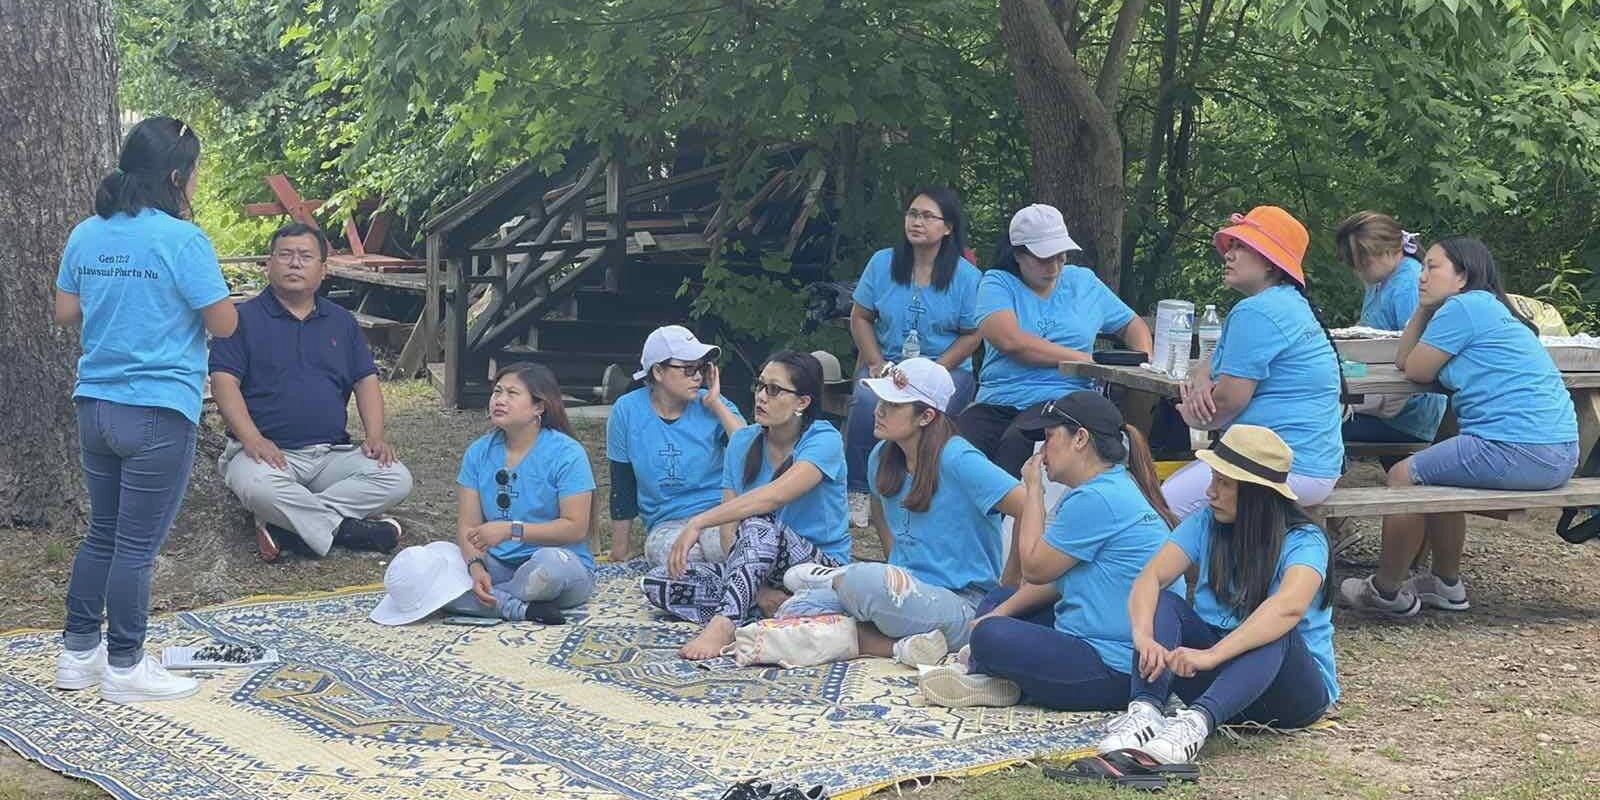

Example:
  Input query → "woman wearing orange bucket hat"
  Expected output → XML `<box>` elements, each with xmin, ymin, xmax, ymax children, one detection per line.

<box><xmin>1160</xmin><ymin>206</ymin><xmax>1345</xmax><ymax>519</ymax></box>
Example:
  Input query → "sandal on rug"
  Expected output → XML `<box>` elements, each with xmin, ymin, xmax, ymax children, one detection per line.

<box><xmin>1042</xmin><ymin>749</ymin><xmax>1184</xmax><ymax>792</ymax></box>
<box><xmin>718</xmin><ymin>779</ymin><xmax>776</xmax><ymax>800</ymax></box>
<box><xmin>768</xmin><ymin>784</ymin><xmax>826</xmax><ymax>800</ymax></box>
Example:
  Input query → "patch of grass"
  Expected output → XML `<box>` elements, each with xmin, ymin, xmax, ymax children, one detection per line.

<box><xmin>43</xmin><ymin>541</ymin><xmax>67</xmax><ymax>564</ymax></box>
<box><xmin>381</xmin><ymin>379</ymin><xmax>444</xmax><ymax>415</ymax></box>
<box><xmin>944</xmin><ymin>766</ymin><xmax>1206</xmax><ymax>799</ymax></box>
<box><xmin>1316</xmin><ymin>764</ymin><xmax>1393</xmax><ymax>799</ymax></box>
<box><xmin>1463</xmin><ymin>748</ymin><xmax>1600</xmax><ymax>799</ymax></box>
<box><xmin>1375</xmin><ymin>743</ymin><xmax>1406</xmax><ymax>762</ymax></box>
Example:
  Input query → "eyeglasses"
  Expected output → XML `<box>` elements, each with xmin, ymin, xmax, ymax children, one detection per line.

<box><xmin>272</xmin><ymin>251</ymin><xmax>320</xmax><ymax>266</ymax></box>
<box><xmin>660</xmin><ymin>361</ymin><xmax>708</xmax><ymax>377</ymax></box>
<box><xmin>753</xmin><ymin>381</ymin><xmax>801</xmax><ymax>398</ymax></box>
<box><xmin>904</xmin><ymin>209</ymin><xmax>945</xmax><ymax>223</ymax></box>
<box><xmin>495</xmin><ymin>469</ymin><xmax>515</xmax><ymax>512</ymax></box>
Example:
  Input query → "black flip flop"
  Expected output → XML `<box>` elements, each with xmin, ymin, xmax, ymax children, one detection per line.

<box><xmin>1101</xmin><ymin>748</ymin><xmax>1200</xmax><ymax>782</ymax></box>
<box><xmin>1556</xmin><ymin>507</ymin><xmax>1600</xmax><ymax>544</ymax></box>
<box><xmin>1042</xmin><ymin>753</ymin><xmax>1169</xmax><ymax>792</ymax></box>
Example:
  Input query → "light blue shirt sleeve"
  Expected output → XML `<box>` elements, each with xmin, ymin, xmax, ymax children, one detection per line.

<box><xmin>455</xmin><ymin>436</ymin><xmax>488</xmax><ymax>489</ymax></box>
<box><xmin>974</xmin><ymin>270</ymin><xmax>1016</xmax><ymax>328</ymax></box>
<box><xmin>952</xmin><ymin>446</ymin><xmax>1020</xmax><ymax>516</ymax></box>
<box><xmin>956</xmin><ymin>262</ymin><xmax>981</xmax><ymax>332</ymax></box>
<box><xmin>851</xmin><ymin>250</ymin><xmax>890</xmax><ymax>310</ymax></box>
<box><xmin>723</xmin><ymin>427</ymin><xmax>754</xmax><ymax>490</ymax></box>
<box><xmin>1043</xmin><ymin>488</ymin><xmax>1118</xmax><ymax>562</ymax></box>
<box><xmin>1169</xmin><ymin>513</ymin><xmax>1207</xmax><ymax>564</ymax></box>
<box><xmin>1419</xmin><ymin>296</ymin><xmax>1475</xmax><ymax>356</ymax></box>
<box><xmin>55</xmin><ymin>253</ymin><xmax>79</xmax><ymax>293</ymax></box>
<box><xmin>604</xmin><ymin>398</ymin><xmax>631</xmax><ymax>463</ymax></box>
<box><xmin>1383</xmin><ymin>271</ymin><xmax>1421</xmax><ymax>328</ymax></box>
<box><xmin>1086</xmin><ymin>276</ymin><xmax>1137</xmax><ymax>334</ymax></box>
<box><xmin>1212</xmin><ymin>306</ymin><xmax>1288</xmax><ymax>381</ymax></box>
<box><xmin>174</xmin><ymin>234</ymin><xmax>231</xmax><ymax>310</ymax></box>
<box><xmin>1279</xmin><ymin>525</ymin><xmax>1330</xmax><ymax>578</ymax></box>
<box><xmin>553</xmin><ymin>439</ymin><xmax>598</xmax><ymax>498</ymax></box>
<box><xmin>718</xmin><ymin>395</ymin><xmax>746</xmax><ymax>424</ymax></box>
<box><xmin>794</xmin><ymin>423</ymin><xmax>846</xmax><ymax>482</ymax></box>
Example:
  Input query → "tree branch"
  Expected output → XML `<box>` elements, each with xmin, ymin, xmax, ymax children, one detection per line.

<box><xmin>1096</xmin><ymin>0</ymin><xmax>1150</xmax><ymax>108</ymax></box>
<box><xmin>1002</xmin><ymin>0</ymin><xmax>1108</xmax><ymax>131</ymax></box>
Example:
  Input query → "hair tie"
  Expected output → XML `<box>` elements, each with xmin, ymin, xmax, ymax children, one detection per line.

<box><xmin>1120</xmin><ymin>431</ymin><xmax>1131</xmax><ymax>462</ymax></box>
<box><xmin>1400</xmin><ymin>230</ymin><xmax>1421</xmax><ymax>256</ymax></box>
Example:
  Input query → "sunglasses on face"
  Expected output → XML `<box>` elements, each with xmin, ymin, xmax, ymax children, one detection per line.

<box><xmin>495</xmin><ymin>469</ymin><xmax>514</xmax><ymax>511</ymax></box>
<box><xmin>753</xmin><ymin>381</ymin><xmax>801</xmax><ymax>398</ymax></box>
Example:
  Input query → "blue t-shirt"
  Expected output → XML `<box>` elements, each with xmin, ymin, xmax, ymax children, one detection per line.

<box><xmin>975</xmin><ymin>267</ymin><xmax>1136</xmax><ymax>408</ymax></box>
<box><xmin>852</xmin><ymin>248</ymin><xmax>982</xmax><ymax>371</ymax></box>
<box><xmin>208</xmin><ymin>292</ymin><xmax>379</xmax><ymax>449</ymax></box>
<box><xmin>1170</xmin><ymin>509</ymin><xmax>1339</xmax><ymax>704</ymax></box>
<box><xmin>456</xmin><ymin>428</ymin><xmax>597</xmax><ymax>569</ymax></box>
<box><xmin>1210</xmin><ymin>285</ymin><xmax>1345</xmax><ymax>478</ymax></box>
<box><xmin>606</xmin><ymin>386</ymin><xmax>744</xmax><ymax>530</ymax></box>
<box><xmin>1420</xmin><ymin>290</ymin><xmax>1577</xmax><ymax>444</ymax></box>
<box><xmin>868</xmin><ymin>436</ymin><xmax>1019</xmax><ymax>593</ymax></box>
<box><xmin>1043</xmin><ymin>466</ymin><xmax>1171</xmax><ymax>675</ymax></box>
<box><xmin>56</xmin><ymin>209</ymin><xmax>231</xmax><ymax>423</ymax></box>
<box><xmin>1358</xmin><ymin>257</ymin><xmax>1446</xmax><ymax>441</ymax></box>
<box><xmin>723</xmin><ymin>420</ymin><xmax>851</xmax><ymax>564</ymax></box>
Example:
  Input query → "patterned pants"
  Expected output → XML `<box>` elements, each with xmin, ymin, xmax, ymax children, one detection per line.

<box><xmin>641</xmin><ymin>514</ymin><xmax>843</xmax><ymax>624</ymax></box>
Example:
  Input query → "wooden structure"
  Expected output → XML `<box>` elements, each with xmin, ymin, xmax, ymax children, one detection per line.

<box><xmin>415</xmin><ymin>145</ymin><xmax>827</xmax><ymax>408</ymax></box>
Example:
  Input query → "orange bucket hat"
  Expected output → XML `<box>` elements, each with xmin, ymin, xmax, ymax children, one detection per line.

<box><xmin>1213</xmin><ymin>205</ymin><xmax>1309</xmax><ymax>286</ymax></box>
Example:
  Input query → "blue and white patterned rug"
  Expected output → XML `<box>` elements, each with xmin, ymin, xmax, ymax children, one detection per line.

<box><xmin>0</xmin><ymin>563</ymin><xmax>1102</xmax><ymax>799</ymax></box>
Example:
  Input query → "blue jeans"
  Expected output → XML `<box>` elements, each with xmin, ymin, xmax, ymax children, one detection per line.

<box><xmin>1409</xmin><ymin>435</ymin><xmax>1578</xmax><ymax>490</ymax></box>
<box><xmin>846</xmin><ymin>365</ymin><xmax>977</xmax><ymax>492</ymax></box>
<box><xmin>834</xmin><ymin>563</ymin><xmax>983</xmax><ymax>649</ymax></box>
<box><xmin>1342</xmin><ymin>413</ymin><xmax>1429</xmax><ymax>443</ymax></box>
<box><xmin>444</xmin><ymin>548</ymin><xmax>596</xmax><ymax>620</ymax></box>
<box><xmin>1132</xmin><ymin>591</ymin><xmax>1329</xmax><ymax>731</ymax></box>
<box><xmin>64</xmin><ymin>399</ymin><xmax>198</xmax><ymax>668</ymax></box>
<box><xmin>966</xmin><ymin>587</ymin><xmax>1131</xmax><ymax>711</ymax></box>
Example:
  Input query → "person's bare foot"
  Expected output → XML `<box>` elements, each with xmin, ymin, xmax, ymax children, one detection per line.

<box><xmin>755</xmin><ymin>586</ymin><xmax>789</xmax><ymax>617</ymax></box>
<box><xmin>680</xmin><ymin>616</ymin><xmax>736</xmax><ymax>660</ymax></box>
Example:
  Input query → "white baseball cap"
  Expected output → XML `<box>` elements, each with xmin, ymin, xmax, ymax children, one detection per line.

<box><xmin>635</xmin><ymin>325</ymin><xmax>721</xmax><ymax>380</ymax></box>
<box><xmin>1009</xmin><ymin>203</ymin><xmax>1082</xmax><ymax>259</ymax></box>
<box><xmin>859</xmin><ymin>357</ymin><xmax>956</xmax><ymax>413</ymax></box>
<box><xmin>369</xmin><ymin>541</ymin><xmax>474</xmax><ymax>626</ymax></box>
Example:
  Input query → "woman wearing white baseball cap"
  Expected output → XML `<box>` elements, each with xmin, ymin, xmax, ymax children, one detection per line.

<box><xmin>778</xmin><ymin>358</ymin><xmax>1030</xmax><ymax>668</ymax></box>
<box><xmin>605</xmin><ymin>325</ymin><xmax>746</xmax><ymax>564</ymax></box>
<box><xmin>957</xmin><ymin>204</ymin><xmax>1153</xmax><ymax>478</ymax></box>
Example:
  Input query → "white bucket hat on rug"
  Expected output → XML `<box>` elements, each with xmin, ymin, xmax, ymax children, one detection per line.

<box><xmin>370</xmin><ymin>541</ymin><xmax>474</xmax><ymax>626</ymax></box>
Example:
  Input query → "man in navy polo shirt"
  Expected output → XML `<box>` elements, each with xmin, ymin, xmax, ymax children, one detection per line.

<box><xmin>209</xmin><ymin>223</ymin><xmax>413</xmax><ymax>561</ymax></box>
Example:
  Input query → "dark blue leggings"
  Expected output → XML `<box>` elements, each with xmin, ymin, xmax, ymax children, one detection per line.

<box><xmin>1133</xmin><ymin>591</ymin><xmax>1329</xmax><ymax>730</ymax></box>
<box><xmin>964</xmin><ymin>587</ymin><xmax>1132</xmax><ymax>712</ymax></box>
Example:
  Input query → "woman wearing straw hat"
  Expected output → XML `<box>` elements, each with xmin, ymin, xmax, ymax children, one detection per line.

<box><xmin>844</xmin><ymin>188</ymin><xmax>984</xmax><ymax>530</ymax></box>
<box><xmin>605</xmin><ymin>325</ymin><xmax>746</xmax><ymax>565</ymax></box>
<box><xmin>778</xmin><ymin>358</ymin><xmax>1028</xmax><ymax>668</ymax></box>
<box><xmin>918</xmin><ymin>391</ymin><xmax>1178</xmax><ymax>710</ymax></box>
<box><xmin>1103</xmin><ymin>425</ymin><xmax>1337</xmax><ymax>766</ymax></box>
<box><xmin>1162</xmin><ymin>206</ymin><xmax>1346</xmax><ymax>518</ymax></box>
<box><xmin>1340</xmin><ymin>238</ymin><xmax>1577</xmax><ymax>616</ymax></box>
<box><xmin>957</xmin><ymin>203</ymin><xmax>1153</xmax><ymax>478</ymax></box>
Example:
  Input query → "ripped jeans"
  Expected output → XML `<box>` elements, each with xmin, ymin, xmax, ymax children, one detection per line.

<box><xmin>831</xmin><ymin>563</ymin><xmax>985</xmax><ymax>650</ymax></box>
<box><xmin>443</xmin><ymin>547</ymin><xmax>596</xmax><ymax>620</ymax></box>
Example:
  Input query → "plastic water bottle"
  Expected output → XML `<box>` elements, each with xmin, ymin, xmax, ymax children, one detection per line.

<box><xmin>1197</xmin><ymin>304</ymin><xmax>1223</xmax><ymax>365</ymax></box>
<box><xmin>1168</xmin><ymin>312</ymin><xmax>1192</xmax><ymax>379</ymax></box>
<box><xmin>902</xmin><ymin>327</ymin><xmax>921</xmax><ymax>359</ymax></box>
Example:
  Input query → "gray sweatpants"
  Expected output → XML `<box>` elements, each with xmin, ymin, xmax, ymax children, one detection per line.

<box><xmin>219</xmin><ymin>440</ymin><xmax>414</xmax><ymax>555</ymax></box>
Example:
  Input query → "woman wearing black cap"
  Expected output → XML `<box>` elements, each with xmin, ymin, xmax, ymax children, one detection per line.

<box><xmin>919</xmin><ymin>391</ymin><xmax>1176</xmax><ymax>710</ymax></box>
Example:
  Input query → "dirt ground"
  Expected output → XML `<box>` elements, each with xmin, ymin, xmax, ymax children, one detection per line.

<box><xmin>3</xmin><ymin>380</ymin><xmax>1599</xmax><ymax>800</ymax></box>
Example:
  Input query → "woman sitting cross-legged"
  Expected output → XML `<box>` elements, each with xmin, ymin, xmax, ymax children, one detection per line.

<box><xmin>446</xmin><ymin>363</ymin><xmax>598</xmax><ymax>621</ymax></box>
<box><xmin>640</xmin><ymin>351</ymin><xmax>851</xmax><ymax>659</ymax></box>
<box><xmin>1339</xmin><ymin>238</ymin><xmax>1578</xmax><ymax>616</ymax></box>
<box><xmin>918</xmin><ymin>391</ymin><xmax>1177</xmax><ymax>709</ymax></box>
<box><xmin>1102</xmin><ymin>424</ymin><xmax>1338</xmax><ymax>766</ymax></box>
<box><xmin>605</xmin><ymin>325</ymin><xmax>746</xmax><ymax>565</ymax></box>
<box><xmin>779</xmin><ymin>358</ymin><xmax>1027</xmax><ymax>667</ymax></box>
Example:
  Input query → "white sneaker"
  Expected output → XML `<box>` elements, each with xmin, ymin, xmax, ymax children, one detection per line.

<box><xmin>1138</xmin><ymin>708</ymin><xmax>1210</xmax><ymax>765</ymax></box>
<box><xmin>919</xmin><ymin>665</ymin><xmax>1021</xmax><ymax>708</ymax></box>
<box><xmin>55</xmin><ymin>643</ymin><xmax>107</xmax><ymax>690</ymax></box>
<box><xmin>1096</xmin><ymin>699</ymin><xmax>1168</xmax><ymax>754</ymax></box>
<box><xmin>847</xmin><ymin>492</ymin><xmax>871</xmax><ymax>528</ymax></box>
<box><xmin>99</xmin><ymin>656</ymin><xmax>199</xmax><ymax>704</ymax></box>
<box><xmin>782</xmin><ymin>562</ymin><xmax>845</xmax><ymax>594</ymax></box>
<box><xmin>1406</xmin><ymin>572</ymin><xmax>1470</xmax><ymax>611</ymax></box>
<box><xmin>892</xmin><ymin>629</ymin><xmax>949</xmax><ymax>667</ymax></box>
<box><xmin>1338</xmin><ymin>575</ymin><xmax>1421</xmax><ymax>617</ymax></box>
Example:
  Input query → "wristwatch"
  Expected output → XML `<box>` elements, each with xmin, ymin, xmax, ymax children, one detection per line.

<box><xmin>510</xmin><ymin>520</ymin><xmax>525</xmax><ymax>543</ymax></box>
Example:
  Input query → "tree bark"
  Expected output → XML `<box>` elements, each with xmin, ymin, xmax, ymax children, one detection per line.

<box><xmin>0</xmin><ymin>0</ymin><xmax>120</xmax><ymax>526</ymax></box>
<box><xmin>999</xmin><ymin>0</ymin><xmax>1148</xmax><ymax>292</ymax></box>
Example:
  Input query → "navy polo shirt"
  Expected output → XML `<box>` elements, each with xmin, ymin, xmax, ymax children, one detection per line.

<box><xmin>208</xmin><ymin>291</ymin><xmax>378</xmax><ymax>449</ymax></box>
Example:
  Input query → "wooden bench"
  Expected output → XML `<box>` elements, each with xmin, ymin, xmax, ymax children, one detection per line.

<box><xmin>1308</xmin><ymin>478</ymin><xmax>1600</xmax><ymax>551</ymax></box>
<box><xmin>352</xmin><ymin>311</ymin><xmax>413</xmax><ymax>349</ymax></box>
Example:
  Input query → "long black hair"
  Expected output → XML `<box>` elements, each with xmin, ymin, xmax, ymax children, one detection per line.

<box><xmin>1208</xmin><ymin>481</ymin><xmax>1333</xmax><ymax>617</ymax></box>
<box><xmin>1432</xmin><ymin>237</ymin><xmax>1538</xmax><ymax>334</ymax></box>
<box><xmin>742</xmin><ymin>351</ymin><xmax>825</xmax><ymax>488</ymax></box>
<box><xmin>95</xmin><ymin>117</ymin><xmax>201</xmax><ymax>220</ymax></box>
<box><xmin>891</xmin><ymin>186</ymin><xmax>965</xmax><ymax>291</ymax></box>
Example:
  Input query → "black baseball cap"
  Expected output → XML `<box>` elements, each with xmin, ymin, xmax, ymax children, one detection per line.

<box><xmin>1013</xmin><ymin>390</ymin><xmax>1126</xmax><ymax>442</ymax></box>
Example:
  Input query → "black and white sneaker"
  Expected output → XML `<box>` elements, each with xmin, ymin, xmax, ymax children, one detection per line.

<box><xmin>1137</xmin><ymin>708</ymin><xmax>1210</xmax><ymax>765</ymax></box>
<box><xmin>1096</xmin><ymin>700</ymin><xmax>1168</xmax><ymax>754</ymax></box>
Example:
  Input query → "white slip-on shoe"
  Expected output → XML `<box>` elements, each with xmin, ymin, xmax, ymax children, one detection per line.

<box><xmin>99</xmin><ymin>656</ymin><xmax>199</xmax><ymax>704</ymax></box>
<box><xmin>892</xmin><ymin>629</ymin><xmax>949</xmax><ymax>667</ymax></box>
<box><xmin>918</xmin><ymin>665</ymin><xmax>1021</xmax><ymax>708</ymax></box>
<box><xmin>55</xmin><ymin>643</ymin><xmax>108</xmax><ymax>690</ymax></box>
<box><xmin>1406</xmin><ymin>572</ymin><xmax>1470</xmax><ymax>611</ymax></box>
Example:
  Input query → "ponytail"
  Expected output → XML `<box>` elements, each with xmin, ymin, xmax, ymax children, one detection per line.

<box><xmin>95</xmin><ymin>117</ymin><xmax>200</xmax><ymax>220</ymax></box>
<box><xmin>1120</xmin><ymin>425</ymin><xmax>1179</xmax><ymax>529</ymax></box>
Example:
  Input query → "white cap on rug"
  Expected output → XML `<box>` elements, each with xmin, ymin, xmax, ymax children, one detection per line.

<box><xmin>859</xmin><ymin>357</ymin><xmax>956</xmax><ymax>413</ymax></box>
<box><xmin>1009</xmin><ymin>203</ymin><xmax>1082</xmax><ymax>259</ymax></box>
<box><xmin>370</xmin><ymin>541</ymin><xmax>473</xmax><ymax>626</ymax></box>
<box><xmin>635</xmin><ymin>325</ymin><xmax>720</xmax><ymax>380</ymax></box>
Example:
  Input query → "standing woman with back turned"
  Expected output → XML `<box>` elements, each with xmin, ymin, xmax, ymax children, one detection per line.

<box><xmin>53</xmin><ymin>118</ymin><xmax>240</xmax><ymax>703</ymax></box>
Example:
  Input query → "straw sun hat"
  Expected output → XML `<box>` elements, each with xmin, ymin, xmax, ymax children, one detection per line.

<box><xmin>1194</xmin><ymin>424</ymin><xmax>1298</xmax><ymax>501</ymax></box>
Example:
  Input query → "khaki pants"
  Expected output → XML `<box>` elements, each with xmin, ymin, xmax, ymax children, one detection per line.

<box><xmin>220</xmin><ymin>441</ymin><xmax>413</xmax><ymax>555</ymax></box>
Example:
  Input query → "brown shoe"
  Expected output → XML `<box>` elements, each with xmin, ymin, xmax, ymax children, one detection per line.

<box><xmin>254</xmin><ymin>518</ymin><xmax>281</xmax><ymax>563</ymax></box>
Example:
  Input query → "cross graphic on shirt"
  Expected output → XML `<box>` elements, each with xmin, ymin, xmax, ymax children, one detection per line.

<box><xmin>658</xmin><ymin>441</ymin><xmax>685</xmax><ymax>483</ymax></box>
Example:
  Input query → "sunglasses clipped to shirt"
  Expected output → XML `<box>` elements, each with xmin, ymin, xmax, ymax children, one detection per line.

<box><xmin>495</xmin><ymin>469</ymin><xmax>515</xmax><ymax>512</ymax></box>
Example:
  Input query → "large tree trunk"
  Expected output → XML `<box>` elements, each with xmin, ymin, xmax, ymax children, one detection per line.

<box><xmin>1000</xmin><ymin>0</ymin><xmax>1147</xmax><ymax>293</ymax></box>
<box><xmin>0</xmin><ymin>0</ymin><xmax>120</xmax><ymax>526</ymax></box>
